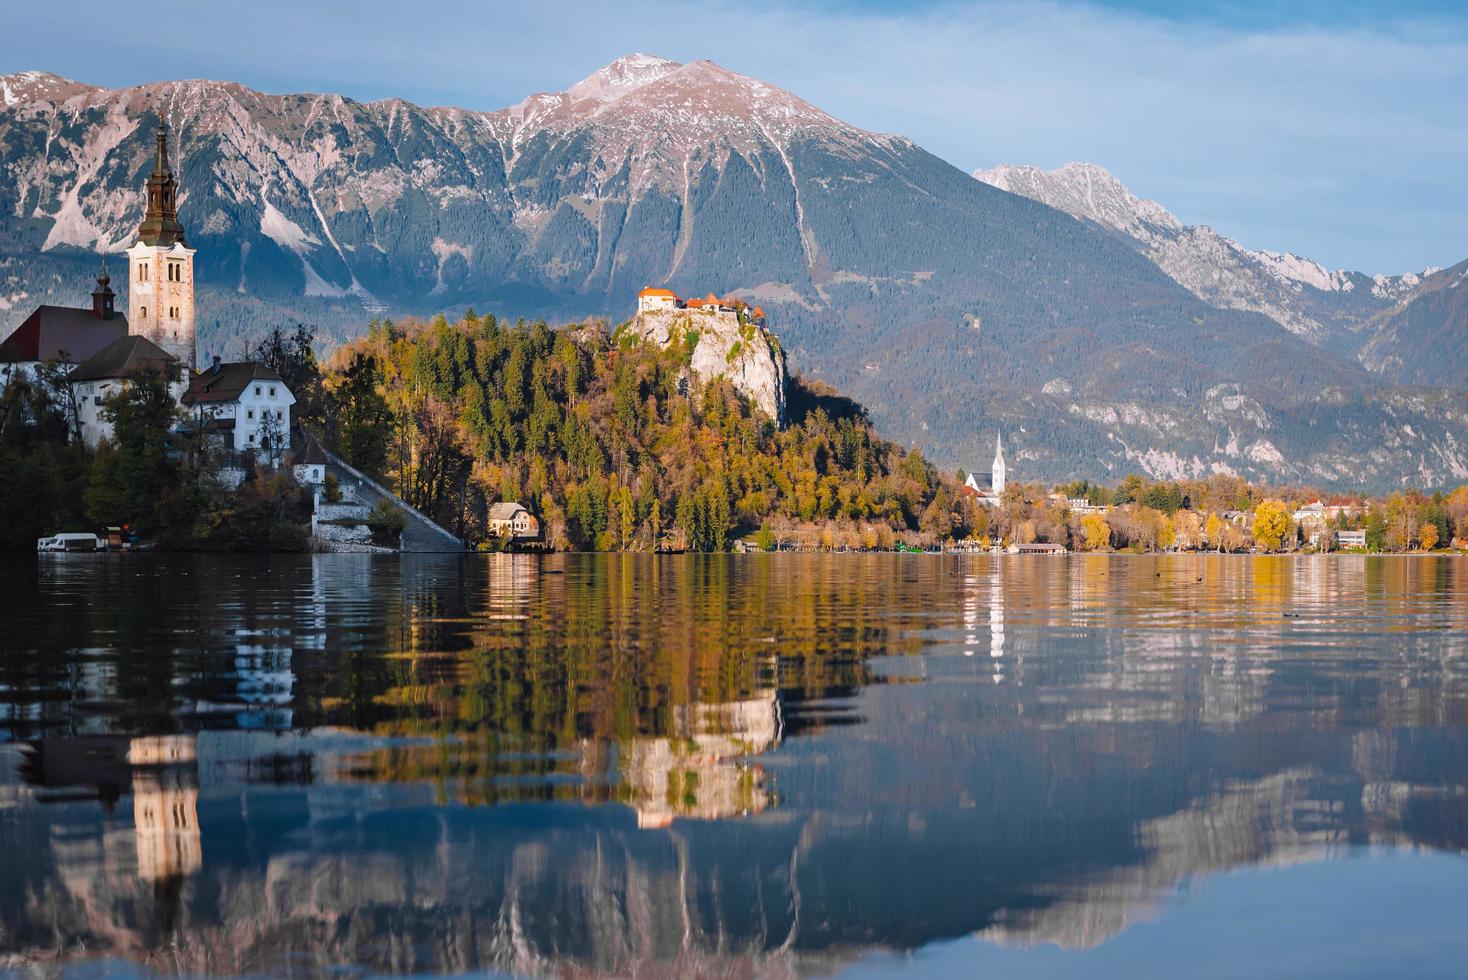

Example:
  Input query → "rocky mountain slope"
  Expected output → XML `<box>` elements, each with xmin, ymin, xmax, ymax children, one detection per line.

<box><xmin>974</xmin><ymin>162</ymin><xmax>1436</xmax><ymax>350</ymax></box>
<box><xmin>2</xmin><ymin>59</ymin><xmax>1466</xmax><ymax>489</ymax></box>
<box><xmin>1358</xmin><ymin>258</ymin><xmax>1468</xmax><ymax>386</ymax></box>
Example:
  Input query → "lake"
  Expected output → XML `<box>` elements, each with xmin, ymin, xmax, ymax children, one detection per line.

<box><xmin>2</xmin><ymin>553</ymin><xmax>1467</xmax><ymax>978</ymax></box>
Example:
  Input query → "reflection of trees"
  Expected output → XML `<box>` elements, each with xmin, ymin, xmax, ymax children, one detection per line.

<box><xmin>4</xmin><ymin>554</ymin><xmax>1468</xmax><ymax>975</ymax></box>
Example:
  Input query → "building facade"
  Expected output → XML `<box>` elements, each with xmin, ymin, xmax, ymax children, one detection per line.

<box><xmin>181</xmin><ymin>360</ymin><xmax>295</xmax><ymax>461</ymax></box>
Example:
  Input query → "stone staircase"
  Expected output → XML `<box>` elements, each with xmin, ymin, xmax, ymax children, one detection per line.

<box><xmin>311</xmin><ymin>443</ymin><xmax>464</xmax><ymax>553</ymax></box>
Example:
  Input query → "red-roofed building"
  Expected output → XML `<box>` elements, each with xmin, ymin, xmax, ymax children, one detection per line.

<box><xmin>637</xmin><ymin>286</ymin><xmax>679</xmax><ymax>313</ymax></box>
<box><xmin>0</xmin><ymin>263</ymin><xmax>128</xmax><ymax>385</ymax></box>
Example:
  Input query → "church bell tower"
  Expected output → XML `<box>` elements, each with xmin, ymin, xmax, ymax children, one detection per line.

<box><xmin>126</xmin><ymin>122</ymin><xmax>196</xmax><ymax>371</ymax></box>
<box><xmin>992</xmin><ymin>432</ymin><xmax>1007</xmax><ymax>496</ymax></box>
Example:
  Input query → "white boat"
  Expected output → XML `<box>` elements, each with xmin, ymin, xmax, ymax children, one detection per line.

<box><xmin>38</xmin><ymin>533</ymin><xmax>101</xmax><ymax>553</ymax></box>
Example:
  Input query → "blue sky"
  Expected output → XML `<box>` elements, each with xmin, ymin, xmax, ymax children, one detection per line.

<box><xmin>2</xmin><ymin>0</ymin><xmax>1465</xmax><ymax>272</ymax></box>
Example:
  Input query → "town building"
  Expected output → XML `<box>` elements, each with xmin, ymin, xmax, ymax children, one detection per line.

<box><xmin>68</xmin><ymin>335</ymin><xmax>182</xmax><ymax>447</ymax></box>
<box><xmin>1338</xmin><ymin>529</ymin><xmax>1367</xmax><ymax>549</ymax></box>
<box><xmin>126</xmin><ymin>124</ymin><xmax>196</xmax><ymax>371</ymax></box>
<box><xmin>181</xmin><ymin>359</ymin><xmax>295</xmax><ymax>462</ymax></box>
<box><xmin>487</xmin><ymin>502</ymin><xmax>540</xmax><ymax>539</ymax></box>
<box><xmin>1293</xmin><ymin>501</ymin><xmax>1327</xmax><ymax>530</ymax></box>
<box><xmin>0</xmin><ymin>263</ymin><xmax>128</xmax><ymax>384</ymax></box>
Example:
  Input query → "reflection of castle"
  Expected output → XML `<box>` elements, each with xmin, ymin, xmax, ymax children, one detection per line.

<box><xmin>622</xmin><ymin>692</ymin><xmax>783</xmax><ymax>829</ymax></box>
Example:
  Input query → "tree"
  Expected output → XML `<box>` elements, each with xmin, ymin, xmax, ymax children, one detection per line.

<box><xmin>1204</xmin><ymin>513</ymin><xmax>1224</xmax><ymax>552</ymax></box>
<box><xmin>84</xmin><ymin>368</ymin><xmax>181</xmax><ymax>536</ymax></box>
<box><xmin>1080</xmin><ymin>513</ymin><xmax>1110</xmax><ymax>551</ymax></box>
<box><xmin>250</xmin><ymin>323</ymin><xmax>325</xmax><ymax>427</ymax></box>
<box><xmin>1175</xmin><ymin>510</ymin><xmax>1202</xmax><ymax>551</ymax></box>
<box><xmin>1252</xmin><ymin>500</ymin><xmax>1291</xmax><ymax>552</ymax></box>
<box><xmin>1420</xmin><ymin>523</ymin><xmax>1439</xmax><ymax>550</ymax></box>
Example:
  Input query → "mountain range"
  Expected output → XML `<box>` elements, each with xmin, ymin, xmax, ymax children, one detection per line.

<box><xmin>1</xmin><ymin>57</ymin><xmax>1465</xmax><ymax>489</ymax></box>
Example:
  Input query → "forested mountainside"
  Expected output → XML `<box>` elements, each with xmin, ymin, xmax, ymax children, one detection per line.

<box><xmin>2</xmin><ymin>59</ymin><xmax>1466</xmax><ymax>488</ymax></box>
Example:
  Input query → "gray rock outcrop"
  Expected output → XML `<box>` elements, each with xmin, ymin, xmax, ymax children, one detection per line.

<box><xmin>630</xmin><ymin>308</ymin><xmax>787</xmax><ymax>426</ymax></box>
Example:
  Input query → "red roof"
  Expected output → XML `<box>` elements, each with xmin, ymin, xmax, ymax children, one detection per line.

<box><xmin>639</xmin><ymin>286</ymin><xmax>677</xmax><ymax>298</ymax></box>
<box><xmin>0</xmin><ymin>305</ymin><xmax>128</xmax><ymax>364</ymax></box>
<box><xmin>182</xmin><ymin>361</ymin><xmax>286</xmax><ymax>405</ymax></box>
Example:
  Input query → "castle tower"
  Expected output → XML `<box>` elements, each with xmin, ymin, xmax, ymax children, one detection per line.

<box><xmin>126</xmin><ymin>122</ymin><xmax>196</xmax><ymax>371</ymax></box>
<box><xmin>992</xmin><ymin>432</ymin><xmax>1006</xmax><ymax>496</ymax></box>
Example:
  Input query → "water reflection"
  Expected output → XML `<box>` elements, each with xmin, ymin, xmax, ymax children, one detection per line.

<box><xmin>1</xmin><ymin>554</ymin><xmax>1467</xmax><ymax>976</ymax></box>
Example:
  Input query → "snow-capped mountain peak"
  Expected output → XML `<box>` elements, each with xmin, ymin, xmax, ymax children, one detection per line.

<box><xmin>0</xmin><ymin>70</ymin><xmax>97</xmax><ymax>107</ymax></box>
<box><xmin>564</xmin><ymin>53</ymin><xmax>681</xmax><ymax>105</ymax></box>
<box><xmin>975</xmin><ymin>160</ymin><xmax>1433</xmax><ymax>344</ymax></box>
<box><xmin>975</xmin><ymin>162</ymin><xmax>1180</xmax><ymax>239</ymax></box>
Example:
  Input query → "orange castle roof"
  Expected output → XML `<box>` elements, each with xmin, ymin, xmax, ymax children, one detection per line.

<box><xmin>639</xmin><ymin>286</ymin><xmax>677</xmax><ymax>298</ymax></box>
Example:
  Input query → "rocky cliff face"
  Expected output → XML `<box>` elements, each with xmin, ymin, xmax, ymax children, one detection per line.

<box><xmin>629</xmin><ymin>307</ymin><xmax>787</xmax><ymax>425</ymax></box>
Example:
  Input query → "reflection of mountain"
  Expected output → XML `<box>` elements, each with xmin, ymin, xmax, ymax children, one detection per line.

<box><xmin>2</xmin><ymin>554</ymin><xmax>1468</xmax><ymax>975</ymax></box>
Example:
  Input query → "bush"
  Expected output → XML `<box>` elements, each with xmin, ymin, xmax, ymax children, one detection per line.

<box><xmin>367</xmin><ymin>498</ymin><xmax>408</xmax><ymax>546</ymax></box>
<box><xmin>324</xmin><ymin>472</ymin><xmax>342</xmax><ymax>503</ymax></box>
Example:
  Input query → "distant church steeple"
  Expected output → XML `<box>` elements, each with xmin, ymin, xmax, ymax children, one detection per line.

<box><xmin>91</xmin><ymin>257</ymin><xmax>116</xmax><ymax>319</ymax></box>
<box><xmin>992</xmin><ymin>432</ymin><xmax>1007</xmax><ymax>495</ymax></box>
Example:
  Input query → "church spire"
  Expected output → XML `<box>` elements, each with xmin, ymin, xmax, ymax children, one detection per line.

<box><xmin>138</xmin><ymin>121</ymin><xmax>186</xmax><ymax>248</ymax></box>
<box><xmin>992</xmin><ymin>431</ymin><xmax>1007</xmax><ymax>495</ymax></box>
<box><xmin>91</xmin><ymin>256</ymin><xmax>116</xmax><ymax>319</ymax></box>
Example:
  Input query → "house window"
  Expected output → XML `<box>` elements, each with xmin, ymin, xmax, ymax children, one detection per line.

<box><xmin>167</xmin><ymin>262</ymin><xmax>182</xmax><ymax>282</ymax></box>
<box><xmin>138</xmin><ymin>263</ymin><xmax>149</xmax><ymax>282</ymax></box>
<box><xmin>248</xmin><ymin>433</ymin><xmax>255</xmax><ymax>444</ymax></box>
<box><xmin>140</xmin><ymin>306</ymin><xmax>147</xmax><ymax>319</ymax></box>
<box><xmin>269</xmin><ymin>386</ymin><xmax>276</xmax><ymax>397</ymax></box>
<box><xmin>247</xmin><ymin>409</ymin><xmax>255</xmax><ymax>420</ymax></box>
<box><xmin>254</xmin><ymin>386</ymin><xmax>261</xmax><ymax>397</ymax></box>
<box><xmin>276</xmin><ymin>410</ymin><xmax>283</xmax><ymax>420</ymax></box>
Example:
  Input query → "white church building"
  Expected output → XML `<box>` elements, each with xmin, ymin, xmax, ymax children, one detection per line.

<box><xmin>965</xmin><ymin>433</ymin><xmax>1008</xmax><ymax>506</ymax></box>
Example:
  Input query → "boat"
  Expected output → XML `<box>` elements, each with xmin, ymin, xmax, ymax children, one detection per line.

<box><xmin>38</xmin><ymin>533</ymin><xmax>102</xmax><ymax>553</ymax></box>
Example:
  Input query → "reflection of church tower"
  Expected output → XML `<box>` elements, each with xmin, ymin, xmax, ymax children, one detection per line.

<box><xmin>126</xmin><ymin>122</ymin><xmax>196</xmax><ymax>371</ymax></box>
<box><xmin>128</xmin><ymin>736</ymin><xmax>201</xmax><ymax>882</ymax></box>
<box><xmin>992</xmin><ymin>432</ymin><xmax>1007</xmax><ymax>495</ymax></box>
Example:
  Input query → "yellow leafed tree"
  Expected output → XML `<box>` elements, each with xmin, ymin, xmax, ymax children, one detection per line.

<box><xmin>1205</xmin><ymin>513</ymin><xmax>1224</xmax><ymax>552</ymax></box>
<box><xmin>1081</xmin><ymin>513</ymin><xmax>1110</xmax><ymax>551</ymax></box>
<box><xmin>1252</xmin><ymin>500</ymin><xmax>1292</xmax><ymax>552</ymax></box>
<box><xmin>1420</xmin><ymin>523</ymin><xmax>1439</xmax><ymax>550</ymax></box>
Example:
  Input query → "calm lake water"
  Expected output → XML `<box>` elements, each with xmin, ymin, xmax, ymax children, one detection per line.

<box><xmin>2</xmin><ymin>553</ymin><xmax>1467</xmax><ymax>978</ymax></box>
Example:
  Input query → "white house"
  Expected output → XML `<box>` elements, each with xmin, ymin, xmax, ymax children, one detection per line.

<box><xmin>289</xmin><ymin>434</ymin><xmax>329</xmax><ymax>486</ymax></box>
<box><xmin>964</xmin><ymin>433</ymin><xmax>1008</xmax><ymax>507</ymax></box>
<box><xmin>181</xmin><ymin>359</ymin><xmax>295</xmax><ymax>462</ymax></box>
<box><xmin>637</xmin><ymin>286</ymin><xmax>679</xmax><ymax>313</ymax></box>
<box><xmin>67</xmin><ymin>335</ymin><xmax>183</xmax><ymax>447</ymax></box>
<box><xmin>488</xmin><ymin>502</ymin><xmax>540</xmax><ymax>539</ymax></box>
